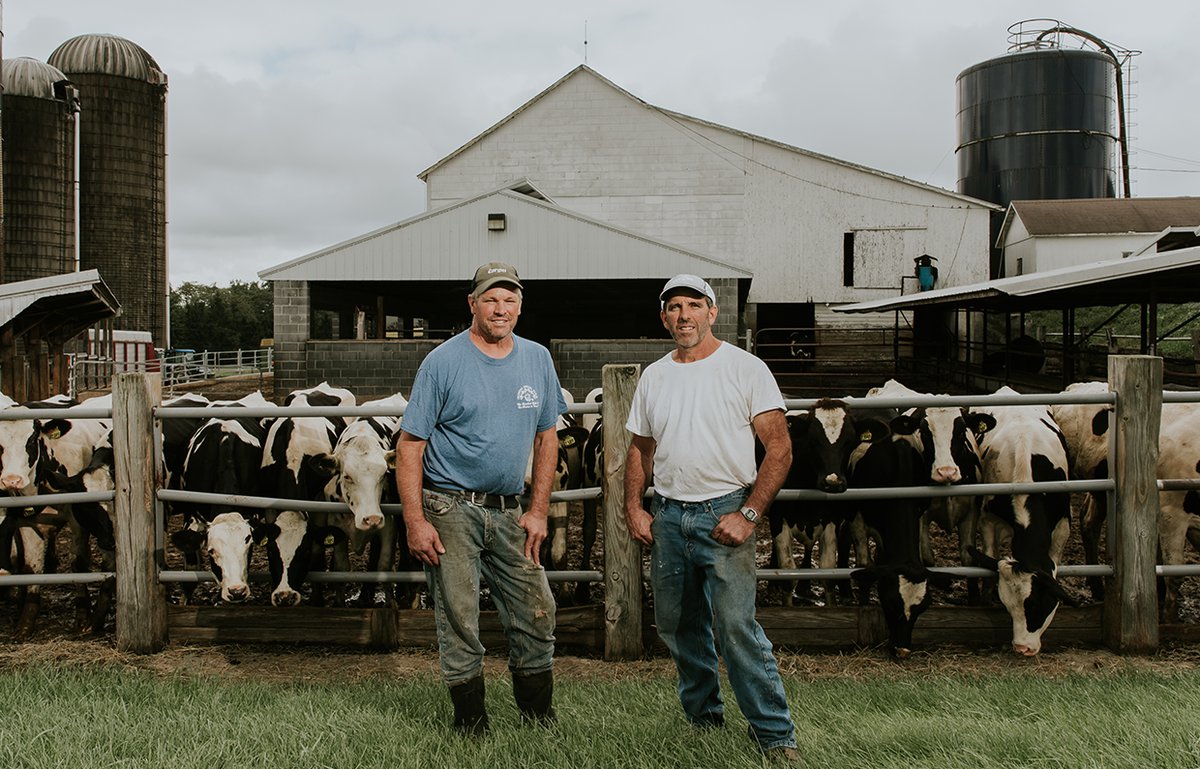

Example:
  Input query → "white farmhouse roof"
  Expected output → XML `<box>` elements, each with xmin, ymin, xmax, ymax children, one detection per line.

<box><xmin>835</xmin><ymin>244</ymin><xmax>1200</xmax><ymax>313</ymax></box>
<box><xmin>259</xmin><ymin>184</ymin><xmax>750</xmax><ymax>282</ymax></box>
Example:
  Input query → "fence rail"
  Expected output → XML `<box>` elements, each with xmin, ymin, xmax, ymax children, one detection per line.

<box><xmin>1</xmin><ymin>357</ymin><xmax>1190</xmax><ymax>656</ymax></box>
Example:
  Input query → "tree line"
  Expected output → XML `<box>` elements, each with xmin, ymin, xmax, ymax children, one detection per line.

<box><xmin>169</xmin><ymin>281</ymin><xmax>272</xmax><ymax>352</ymax></box>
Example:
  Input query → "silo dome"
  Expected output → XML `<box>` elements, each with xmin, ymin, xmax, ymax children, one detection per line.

<box><xmin>0</xmin><ymin>57</ymin><xmax>78</xmax><ymax>284</ymax></box>
<box><xmin>47</xmin><ymin>33</ymin><xmax>166</xmax><ymax>85</ymax></box>
<box><xmin>48</xmin><ymin>34</ymin><xmax>169</xmax><ymax>347</ymax></box>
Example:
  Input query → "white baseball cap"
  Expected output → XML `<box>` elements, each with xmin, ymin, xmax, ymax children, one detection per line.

<box><xmin>659</xmin><ymin>274</ymin><xmax>716</xmax><ymax>305</ymax></box>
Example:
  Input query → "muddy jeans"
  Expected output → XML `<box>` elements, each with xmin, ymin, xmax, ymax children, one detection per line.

<box><xmin>421</xmin><ymin>488</ymin><xmax>556</xmax><ymax>684</ymax></box>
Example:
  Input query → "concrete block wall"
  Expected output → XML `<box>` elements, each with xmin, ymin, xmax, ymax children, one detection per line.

<box><xmin>272</xmin><ymin>281</ymin><xmax>310</xmax><ymax>397</ymax></box>
<box><xmin>301</xmin><ymin>340</ymin><xmax>439</xmax><ymax>401</ymax></box>
<box><xmin>551</xmin><ymin>339</ymin><xmax>673</xmax><ymax>400</ymax></box>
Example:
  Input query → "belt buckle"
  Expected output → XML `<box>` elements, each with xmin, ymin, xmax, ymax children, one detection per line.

<box><xmin>466</xmin><ymin>490</ymin><xmax>485</xmax><ymax>506</ymax></box>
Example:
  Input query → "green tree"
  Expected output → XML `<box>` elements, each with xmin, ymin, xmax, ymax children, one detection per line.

<box><xmin>169</xmin><ymin>280</ymin><xmax>272</xmax><ymax>351</ymax></box>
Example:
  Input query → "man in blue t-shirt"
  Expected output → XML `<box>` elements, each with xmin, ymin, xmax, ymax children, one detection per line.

<box><xmin>397</xmin><ymin>261</ymin><xmax>567</xmax><ymax>735</ymax></box>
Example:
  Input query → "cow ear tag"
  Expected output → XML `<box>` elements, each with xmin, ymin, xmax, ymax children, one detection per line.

<box><xmin>563</xmin><ymin>435</ymin><xmax>576</xmax><ymax>447</ymax></box>
<box><xmin>257</xmin><ymin>535</ymin><xmax>268</xmax><ymax>547</ymax></box>
<box><xmin>859</xmin><ymin>430</ymin><xmax>872</xmax><ymax>442</ymax></box>
<box><xmin>975</xmin><ymin>419</ymin><xmax>990</xmax><ymax>434</ymax></box>
<box><xmin>324</xmin><ymin>534</ymin><xmax>336</xmax><ymax>546</ymax></box>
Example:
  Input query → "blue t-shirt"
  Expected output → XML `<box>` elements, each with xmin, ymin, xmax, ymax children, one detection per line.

<box><xmin>402</xmin><ymin>330</ymin><xmax>567</xmax><ymax>495</ymax></box>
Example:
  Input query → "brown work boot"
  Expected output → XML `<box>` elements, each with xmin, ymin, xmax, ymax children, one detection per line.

<box><xmin>764</xmin><ymin>745</ymin><xmax>801</xmax><ymax>764</ymax></box>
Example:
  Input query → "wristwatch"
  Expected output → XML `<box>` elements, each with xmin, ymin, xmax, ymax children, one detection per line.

<box><xmin>739</xmin><ymin>505</ymin><xmax>759</xmax><ymax>524</ymax></box>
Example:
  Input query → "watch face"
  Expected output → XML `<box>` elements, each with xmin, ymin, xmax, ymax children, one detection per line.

<box><xmin>741</xmin><ymin>506</ymin><xmax>758</xmax><ymax>523</ymax></box>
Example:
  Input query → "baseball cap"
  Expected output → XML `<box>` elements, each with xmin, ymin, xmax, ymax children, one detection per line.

<box><xmin>659</xmin><ymin>274</ymin><xmax>716</xmax><ymax>305</ymax></box>
<box><xmin>471</xmin><ymin>262</ymin><xmax>524</xmax><ymax>297</ymax></box>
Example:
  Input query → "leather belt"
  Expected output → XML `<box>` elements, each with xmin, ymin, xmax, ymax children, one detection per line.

<box><xmin>423</xmin><ymin>483</ymin><xmax>521</xmax><ymax>510</ymax></box>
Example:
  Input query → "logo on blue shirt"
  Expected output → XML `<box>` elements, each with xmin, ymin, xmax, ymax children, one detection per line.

<box><xmin>516</xmin><ymin>385</ymin><xmax>541</xmax><ymax>410</ymax></box>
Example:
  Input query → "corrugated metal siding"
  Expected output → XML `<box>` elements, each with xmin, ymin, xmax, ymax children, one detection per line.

<box><xmin>48</xmin><ymin>34</ymin><xmax>166</xmax><ymax>85</ymax></box>
<box><xmin>1</xmin><ymin>57</ymin><xmax>70</xmax><ymax>99</ymax></box>
<box><xmin>261</xmin><ymin>190</ymin><xmax>749</xmax><ymax>282</ymax></box>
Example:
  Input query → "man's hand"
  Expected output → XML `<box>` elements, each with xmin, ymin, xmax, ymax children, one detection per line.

<box><xmin>520</xmin><ymin>509</ymin><xmax>549</xmax><ymax>566</ymax></box>
<box><xmin>406</xmin><ymin>518</ymin><xmax>446</xmax><ymax>567</ymax></box>
<box><xmin>710</xmin><ymin>511</ymin><xmax>756</xmax><ymax>547</ymax></box>
<box><xmin>627</xmin><ymin>506</ymin><xmax>654</xmax><ymax>546</ymax></box>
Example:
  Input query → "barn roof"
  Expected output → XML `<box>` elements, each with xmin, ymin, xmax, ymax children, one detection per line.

<box><xmin>998</xmin><ymin>197</ymin><xmax>1200</xmax><ymax>242</ymax></box>
<box><xmin>0</xmin><ymin>269</ymin><xmax>120</xmax><ymax>338</ymax></box>
<box><xmin>417</xmin><ymin>66</ymin><xmax>996</xmax><ymax>210</ymax></box>
<box><xmin>258</xmin><ymin>183</ymin><xmax>751</xmax><ymax>282</ymax></box>
<box><xmin>834</xmin><ymin>243</ymin><xmax>1200</xmax><ymax>314</ymax></box>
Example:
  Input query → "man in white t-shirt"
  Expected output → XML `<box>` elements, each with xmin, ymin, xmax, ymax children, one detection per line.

<box><xmin>624</xmin><ymin>274</ymin><xmax>799</xmax><ymax>763</ymax></box>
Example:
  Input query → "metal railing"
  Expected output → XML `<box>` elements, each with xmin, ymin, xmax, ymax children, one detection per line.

<box><xmin>67</xmin><ymin>347</ymin><xmax>274</xmax><ymax>396</ymax></box>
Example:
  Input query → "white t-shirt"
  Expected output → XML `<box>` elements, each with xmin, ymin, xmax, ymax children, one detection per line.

<box><xmin>626</xmin><ymin>341</ymin><xmax>785</xmax><ymax>502</ymax></box>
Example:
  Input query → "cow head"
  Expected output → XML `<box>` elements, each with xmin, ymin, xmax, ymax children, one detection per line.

<box><xmin>0</xmin><ymin>417</ymin><xmax>40</xmax><ymax>493</ymax></box>
<box><xmin>854</xmin><ymin>564</ymin><xmax>949</xmax><ymax>658</ymax></box>
<box><xmin>171</xmin><ymin>512</ymin><xmax>254</xmax><ymax>603</ymax></box>
<box><xmin>313</xmin><ymin>445</ymin><xmax>393</xmax><ymax>532</ymax></box>
<box><xmin>790</xmin><ymin>399</ymin><xmax>876</xmax><ymax>493</ymax></box>
<box><xmin>970</xmin><ymin>547</ymin><xmax>1077</xmax><ymax>656</ymax></box>
<box><xmin>254</xmin><ymin>510</ymin><xmax>329</xmax><ymax>607</ymax></box>
<box><xmin>916</xmin><ymin>406</ymin><xmax>982</xmax><ymax>485</ymax></box>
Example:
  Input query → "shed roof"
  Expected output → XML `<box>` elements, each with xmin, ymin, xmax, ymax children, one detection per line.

<box><xmin>0</xmin><ymin>269</ymin><xmax>120</xmax><ymax>338</ymax></box>
<box><xmin>999</xmin><ymin>197</ymin><xmax>1200</xmax><ymax>242</ymax></box>
<box><xmin>834</xmin><ymin>245</ymin><xmax>1200</xmax><ymax>314</ymax></box>
<box><xmin>417</xmin><ymin>66</ymin><xmax>997</xmax><ymax>210</ymax></box>
<box><xmin>258</xmin><ymin>184</ymin><xmax>751</xmax><ymax>282</ymax></box>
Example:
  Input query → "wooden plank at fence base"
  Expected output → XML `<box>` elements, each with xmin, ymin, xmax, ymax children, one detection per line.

<box><xmin>168</xmin><ymin>604</ymin><xmax>604</xmax><ymax>651</ymax></box>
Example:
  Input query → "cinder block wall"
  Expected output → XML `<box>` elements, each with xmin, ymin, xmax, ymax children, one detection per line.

<box><xmin>302</xmin><ymin>340</ymin><xmax>439</xmax><ymax>402</ymax></box>
<box><xmin>551</xmin><ymin>339</ymin><xmax>673</xmax><ymax>400</ymax></box>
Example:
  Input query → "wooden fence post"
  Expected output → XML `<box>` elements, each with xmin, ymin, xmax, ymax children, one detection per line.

<box><xmin>1104</xmin><ymin>355</ymin><xmax>1161</xmax><ymax>653</ymax></box>
<box><xmin>113</xmin><ymin>372</ymin><xmax>167</xmax><ymax>653</ymax></box>
<box><xmin>602</xmin><ymin>363</ymin><xmax>643</xmax><ymax>660</ymax></box>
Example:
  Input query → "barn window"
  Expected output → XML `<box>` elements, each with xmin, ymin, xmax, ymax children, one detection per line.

<box><xmin>843</xmin><ymin>232</ymin><xmax>855</xmax><ymax>286</ymax></box>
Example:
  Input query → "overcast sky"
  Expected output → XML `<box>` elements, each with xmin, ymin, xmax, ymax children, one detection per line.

<box><xmin>5</xmin><ymin>1</ymin><xmax>1199</xmax><ymax>286</ymax></box>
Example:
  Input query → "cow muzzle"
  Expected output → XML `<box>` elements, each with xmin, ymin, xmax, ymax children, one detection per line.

<box><xmin>222</xmin><ymin>583</ymin><xmax>250</xmax><ymax>603</ymax></box>
<box><xmin>356</xmin><ymin>513</ymin><xmax>384</xmax><ymax>531</ymax></box>
<box><xmin>819</xmin><ymin>474</ymin><xmax>847</xmax><ymax>493</ymax></box>
<box><xmin>933</xmin><ymin>466</ymin><xmax>961</xmax><ymax>484</ymax></box>
<box><xmin>1</xmin><ymin>474</ymin><xmax>29</xmax><ymax>491</ymax></box>
<box><xmin>1012</xmin><ymin>642</ymin><xmax>1040</xmax><ymax>657</ymax></box>
<box><xmin>272</xmin><ymin>588</ymin><xmax>302</xmax><ymax>607</ymax></box>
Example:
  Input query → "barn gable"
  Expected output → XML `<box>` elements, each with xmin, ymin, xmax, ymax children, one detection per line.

<box><xmin>417</xmin><ymin>65</ymin><xmax>997</xmax><ymax>305</ymax></box>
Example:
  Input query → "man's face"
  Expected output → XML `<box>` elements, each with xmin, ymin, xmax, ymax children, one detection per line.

<box><xmin>468</xmin><ymin>285</ymin><xmax>522</xmax><ymax>342</ymax></box>
<box><xmin>660</xmin><ymin>291</ymin><xmax>717</xmax><ymax>350</ymax></box>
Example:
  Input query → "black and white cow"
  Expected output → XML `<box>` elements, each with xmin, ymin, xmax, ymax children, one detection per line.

<box><xmin>769</xmin><ymin>398</ymin><xmax>866</xmax><ymax>606</ymax></box>
<box><xmin>310</xmin><ymin>392</ymin><xmax>409</xmax><ymax>607</ymax></box>
<box><xmin>258</xmin><ymin>382</ymin><xmax>354</xmax><ymax>606</ymax></box>
<box><xmin>848</xmin><ymin>409</ymin><xmax>950</xmax><ymax>657</ymax></box>
<box><xmin>968</xmin><ymin>386</ymin><xmax>1076</xmax><ymax>656</ymax></box>
<box><xmin>575</xmin><ymin>416</ymin><xmax>604</xmax><ymax>604</ymax></box>
<box><xmin>172</xmin><ymin>391</ymin><xmax>277</xmax><ymax>604</ymax></box>
<box><xmin>0</xmin><ymin>392</ymin><xmax>107</xmax><ymax>636</ymax></box>
<box><xmin>867</xmin><ymin>379</ymin><xmax>985</xmax><ymax>603</ymax></box>
<box><xmin>1051</xmin><ymin>381</ymin><xmax>1200</xmax><ymax>619</ymax></box>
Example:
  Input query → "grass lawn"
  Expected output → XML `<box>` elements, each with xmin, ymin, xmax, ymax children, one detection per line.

<box><xmin>4</xmin><ymin>643</ymin><xmax>1200</xmax><ymax>768</ymax></box>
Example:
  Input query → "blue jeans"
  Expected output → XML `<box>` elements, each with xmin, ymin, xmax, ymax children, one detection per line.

<box><xmin>650</xmin><ymin>489</ymin><xmax>797</xmax><ymax>751</ymax></box>
<box><xmin>422</xmin><ymin>489</ymin><xmax>556</xmax><ymax>684</ymax></box>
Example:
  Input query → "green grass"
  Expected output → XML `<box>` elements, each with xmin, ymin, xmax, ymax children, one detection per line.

<box><xmin>4</xmin><ymin>664</ymin><xmax>1200</xmax><ymax>768</ymax></box>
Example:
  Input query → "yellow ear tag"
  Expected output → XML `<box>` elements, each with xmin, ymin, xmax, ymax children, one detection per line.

<box><xmin>257</xmin><ymin>536</ymin><xmax>268</xmax><ymax>546</ymax></box>
<box><xmin>324</xmin><ymin>534</ymin><xmax>335</xmax><ymax>546</ymax></box>
<box><xmin>859</xmin><ymin>431</ymin><xmax>872</xmax><ymax>442</ymax></box>
<box><xmin>563</xmin><ymin>435</ymin><xmax>576</xmax><ymax>447</ymax></box>
<box><xmin>976</xmin><ymin>420</ymin><xmax>989</xmax><ymax>434</ymax></box>
<box><xmin>48</xmin><ymin>427</ymin><xmax>62</xmax><ymax>439</ymax></box>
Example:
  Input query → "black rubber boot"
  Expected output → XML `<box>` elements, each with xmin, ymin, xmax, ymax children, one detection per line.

<box><xmin>513</xmin><ymin>669</ymin><xmax>557</xmax><ymax>725</ymax></box>
<box><xmin>449</xmin><ymin>675</ymin><xmax>489</xmax><ymax>736</ymax></box>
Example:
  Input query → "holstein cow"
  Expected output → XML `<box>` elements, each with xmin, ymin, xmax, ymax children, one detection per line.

<box><xmin>848</xmin><ymin>409</ymin><xmax>951</xmax><ymax>658</ymax></box>
<box><xmin>968</xmin><ymin>386</ymin><xmax>1077</xmax><ymax>656</ymax></box>
<box><xmin>769</xmin><ymin>398</ymin><xmax>865</xmax><ymax>606</ymax></box>
<box><xmin>867</xmin><ymin>379</ymin><xmax>985</xmax><ymax>603</ymax></box>
<box><xmin>259</xmin><ymin>382</ymin><xmax>355</xmax><ymax>606</ymax></box>
<box><xmin>311</xmin><ymin>392</ymin><xmax>411</xmax><ymax>607</ymax></box>
<box><xmin>1051</xmin><ymin>381</ymin><xmax>1200</xmax><ymax>619</ymax></box>
<box><xmin>0</xmin><ymin>392</ymin><xmax>94</xmax><ymax>636</ymax></box>
<box><xmin>173</xmin><ymin>391</ymin><xmax>277</xmax><ymax>604</ymax></box>
<box><xmin>575</xmin><ymin>416</ymin><xmax>604</xmax><ymax>604</ymax></box>
<box><xmin>34</xmin><ymin>393</ymin><xmax>115</xmax><ymax>632</ymax></box>
<box><xmin>523</xmin><ymin>388</ymin><xmax>577</xmax><ymax>596</ymax></box>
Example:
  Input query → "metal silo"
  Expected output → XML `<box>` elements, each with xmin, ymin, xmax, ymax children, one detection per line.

<box><xmin>48</xmin><ymin>34</ymin><xmax>168</xmax><ymax>347</ymax></box>
<box><xmin>0</xmin><ymin>57</ymin><xmax>78</xmax><ymax>284</ymax></box>
<box><xmin>957</xmin><ymin>47</ymin><xmax>1117</xmax><ymax>207</ymax></box>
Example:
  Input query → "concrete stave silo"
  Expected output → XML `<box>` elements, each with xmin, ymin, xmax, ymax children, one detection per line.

<box><xmin>0</xmin><ymin>57</ymin><xmax>79</xmax><ymax>284</ymax></box>
<box><xmin>48</xmin><ymin>33</ymin><xmax>168</xmax><ymax>347</ymax></box>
